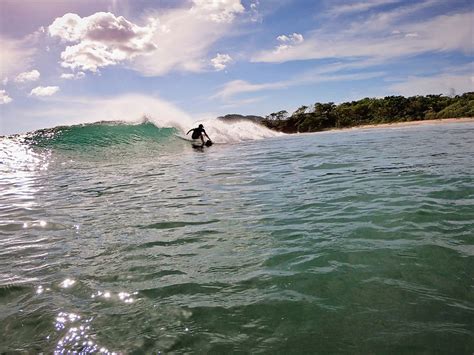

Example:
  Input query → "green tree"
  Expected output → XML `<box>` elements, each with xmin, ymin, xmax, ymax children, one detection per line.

<box><xmin>261</xmin><ymin>92</ymin><xmax>473</xmax><ymax>133</ymax></box>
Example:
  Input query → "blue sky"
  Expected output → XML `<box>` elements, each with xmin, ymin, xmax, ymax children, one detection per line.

<box><xmin>0</xmin><ymin>0</ymin><xmax>473</xmax><ymax>134</ymax></box>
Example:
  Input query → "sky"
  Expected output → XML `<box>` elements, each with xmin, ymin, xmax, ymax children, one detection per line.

<box><xmin>0</xmin><ymin>0</ymin><xmax>473</xmax><ymax>134</ymax></box>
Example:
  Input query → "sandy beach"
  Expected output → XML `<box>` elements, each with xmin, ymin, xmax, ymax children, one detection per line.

<box><xmin>333</xmin><ymin>117</ymin><xmax>474</xmax><ymax>132</ymax></box>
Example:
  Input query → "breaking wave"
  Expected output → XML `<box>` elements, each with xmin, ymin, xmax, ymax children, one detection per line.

<box><xmin>18</xmin><ymin>117</ymin><xmax>280</xmax><ymax>149</ymax></box>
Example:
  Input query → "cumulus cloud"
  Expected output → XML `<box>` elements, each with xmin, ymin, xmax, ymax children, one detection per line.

<box><xmin>14</xmin><ymin>70</ymin><xmax>40</xmax><ymax>83</ymax></box>
<box><xmin>211</xmin><ymin>53</ymin><xmax>233</xmax><ymax>71</ymax></box>
<box><xmin>48</xmin><ymin>2</ymin><xmax>246</xmax><ymax>76</ymax></box>
<box><xmin>60</xmin><ymin>71</ymin><xmax>85</xmax><ymax>80</ymax></box>
<box><xmin>30</xmin><ymin>86</ymin><xmax>60</xmax><ymax>97</ymax></box>
<box><xmin>0</xmin><ymin>90</ymin><xmax>13</xmax><ymax>104</ymax></box>
<box><xmin>48</xmin><ymin>12</ymin><xmax>158</xmax><ymax>72</ymax></box>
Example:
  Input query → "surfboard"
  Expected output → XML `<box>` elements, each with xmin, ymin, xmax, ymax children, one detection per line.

<box><xmin>175</xmin><ymin>134</ymin><xmax>213</xmax><ymax>147</ymax></box>
<box><xmin>192</xmin><ymin>140</ymin><xmax>212</xmax><ymax>149</ymax></box>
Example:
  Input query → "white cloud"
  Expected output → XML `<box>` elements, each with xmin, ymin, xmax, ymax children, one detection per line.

<box><xmin>192</xmin><ymin>0</ymin><xmax>245</xmax><ymax>23</ymax></box>
<box><xmin>327</xmin><ymin>0</ymin><xmax>402</xmax><ymax>16</ymax></box>
<box><xmin>30</xmin><ymin>86</ymin><xmax>60</xmax><ymax>97</ymax></box>
<box><xmin>213</xmin><ymin>71</ymin><xmax>385</xmax><ymax>100</ymax></box>
<box><xmin>211</xmin><ymin>53</ymin><xmax>233</xmax><ymax>71</ymax></box>
<box><xmin>249</xmin><ymin>1</ymin><xmax>262</xmax><ymax>22</ymax></box>
<box><xmin>0</xmin><ymin>90</ymin><xmax>13</xmax><ymax>104</ymax></box>
<box><xmin>60</xmin><ymin>73</ymin><xmax>75</xmax><ymax>80</ymax></box>
<box><xmin>132</xmin><ymin>1</ymin><xmax>246</xmax><ymax>76</ymax></box>
<box><xmin>277</xmin><ymin>33</ymin><xmax>304</xmax><ymax>44</ymax></box>
<box><xmin>0</xmin><ymin>36</ymin><xmax>35</xmax><ymax>80</ymax></box>
<box><xmin>48</xmin><ymin>2</ymin><xmax>246</xmax><ymax>76</ymax></box>
<box><xmin>59</xmin><ymin>41</ymin><xmax>120</xmax><ymax>72</ymax></box>
<box><xmin>60</xmin><ymin>71</ymin><xmax>85</xmax><ymax>80</ymax></box>
<box><xmin>273</xmin><ymin>33</ymin><xmax>304</xmax><ymax>54</ymax></box>
<box><xmin>48</xmin><ymin>13</ymin><xmax>83</xmax><ymax>42</ymax></box>
<box><xmin>14</xmin><ymin>70</ymin><xmax>41</xmax><ymax>83</ymax></box>
<box><xmin>253</xmin><ymin>11</ymin><xmax>473</xmax><ymax>63</ymax></box>
<box><xmin>342</xmin><ymin>0</ymin><xmax>442</xmax><ymax>34</ymax></box>
<box><xmin>213</xmin><ymin>79</ymin><xmax>286</xmax><ymax>100</ymax></box>
<box><xmin>48</xmin><ymin>12</ymin><xmax>158</xmax><ymax>72</ymax></box>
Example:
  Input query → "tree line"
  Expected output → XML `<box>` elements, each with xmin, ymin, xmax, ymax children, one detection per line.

<box><xmin>261</xmin><ymin>92</ymin><xmax>474</xmax><ymax>133</ymax></box>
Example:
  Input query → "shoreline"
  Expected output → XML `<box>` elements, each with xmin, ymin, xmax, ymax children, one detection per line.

<box><xmin>323</xmin><ymin>117</ymin><xmax>474</xmax><ymax>133</ymax></box>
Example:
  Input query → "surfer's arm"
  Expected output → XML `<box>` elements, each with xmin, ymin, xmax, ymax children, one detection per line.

<box><xmin>186</xmin><ymin>129</ymin><xmax>193</xmax><ymax>135</ymax></box>
<box><xmin>203</xmin><ymin>130</ymin><xmax>211</xmax><ymax>140</ymax></box>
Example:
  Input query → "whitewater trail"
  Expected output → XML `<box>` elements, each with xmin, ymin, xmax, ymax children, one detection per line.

<box><xmin>133</xmin><ymin>115</ymin><xmax>282</xmax><ymax>144</ymax></box>
<box><xmin>172</xmin><ymin>119</ymin><xmax>282</xmax><ymax>144</ymax></box>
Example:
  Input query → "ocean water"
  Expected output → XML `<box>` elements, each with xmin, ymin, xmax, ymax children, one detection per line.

<box><xmin>0</xmin><ymin>120</ymin><xmax>473</xmax><ymax>353</ymax></box>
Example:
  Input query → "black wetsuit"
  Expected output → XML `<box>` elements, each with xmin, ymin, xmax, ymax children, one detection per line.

<box><xmin>191</xmin><ymin>127</ymin><xmax>205</xmax><ymax>140</ymax></box>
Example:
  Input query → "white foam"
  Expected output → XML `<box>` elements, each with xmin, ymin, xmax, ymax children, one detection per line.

<box><xmin>142</xmin><ymin>113</ymin><xmax>282</xmax><ymax>144</ymax></box>
<box><xmin>194</xmin><ymin>118</ymin><xmax>282</xmax><ymax>144</ymax></box>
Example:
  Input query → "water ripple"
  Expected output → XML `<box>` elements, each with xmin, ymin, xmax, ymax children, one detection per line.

<box><xmin>0</xmin><ymin>123</ymin><xmax>473</xmax><ymax>353</ymax></box>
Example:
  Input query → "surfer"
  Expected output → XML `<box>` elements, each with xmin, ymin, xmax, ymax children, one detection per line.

<box><xmin>186</xmin><ymin>124</ymin><xmax>212</xmax><ymax>146</ymax></box>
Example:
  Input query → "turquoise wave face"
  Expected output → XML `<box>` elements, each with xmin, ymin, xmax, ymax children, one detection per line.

<box><xmin>23</xmin><ymin>122</ymin><xmax>177</xmax><ymax>149</ymax></box>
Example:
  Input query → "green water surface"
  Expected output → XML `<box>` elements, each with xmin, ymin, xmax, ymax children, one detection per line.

<box><xmin>0</xmin><ymin>122</ymin><xmax>473</xmax><ymax>353</ymax></box>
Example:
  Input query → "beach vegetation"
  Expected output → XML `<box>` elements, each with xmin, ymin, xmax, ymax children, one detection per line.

<box><xmin>262</xmin><ymin>92</ymin><xmax>474</xmax><ymax>133</ymax></box>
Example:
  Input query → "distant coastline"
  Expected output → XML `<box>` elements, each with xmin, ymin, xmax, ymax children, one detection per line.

<box><xmin>327</xmin><ymin>117</ymin><xmax>474</xmax><ymax>132</ymax></box>
<box><xmin>259</xmin><ymin>92</ymin><xmax>474</xmax><ymax>134</ymax></box>
<box><xmin>217</xmin><ymin>115</ymin><xmax>474</xmax><ymax>134</ymax></box>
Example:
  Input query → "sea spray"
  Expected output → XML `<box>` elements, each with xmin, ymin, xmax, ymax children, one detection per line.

<box><xmin>143</xmin><ymin>111</ymin><xmax>281</xmax><ymax>143</ymax></box>
<box><xmin>198</xmin><ymin>118</ymin><xmax>282</xmax><ymax>143</ymax></box>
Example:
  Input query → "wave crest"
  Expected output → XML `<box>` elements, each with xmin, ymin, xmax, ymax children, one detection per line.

<box><xmin>25</xmin><ymin>121</ymin><xmax>176</xmax><ymax>149</ymax></box>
